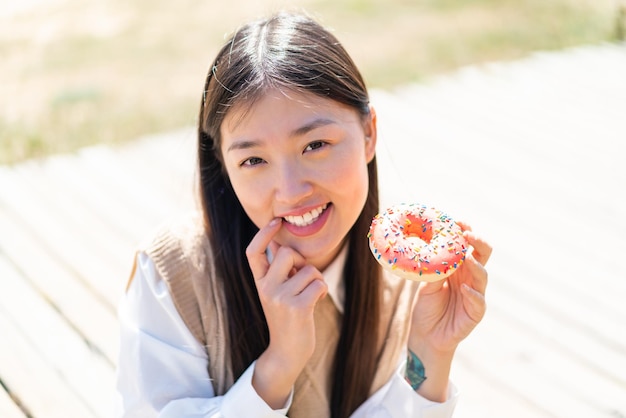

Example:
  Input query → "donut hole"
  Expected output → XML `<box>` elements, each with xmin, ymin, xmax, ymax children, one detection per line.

<box><xmin>403</xmin><ymin>214</ymin><xmax>434</xmax><ymax>243</ymax></box>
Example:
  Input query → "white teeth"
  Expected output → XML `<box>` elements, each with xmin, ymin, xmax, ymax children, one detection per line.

<box><xmin>284</xmin><ymin>204</ymin><xmax>327</xmax><ymax>227</ymax></box>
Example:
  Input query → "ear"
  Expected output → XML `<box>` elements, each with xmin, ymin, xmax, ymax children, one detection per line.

<box><xmin>363</xmin><ymin>105</ymin><xmax>378</xmax><ymax>163</ymax></box>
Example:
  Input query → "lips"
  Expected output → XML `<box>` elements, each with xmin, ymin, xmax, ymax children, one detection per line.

<box><xmin>283</xmin><ymin>203</ymin><xmax>328</xmax><ymax>227</ymax></box>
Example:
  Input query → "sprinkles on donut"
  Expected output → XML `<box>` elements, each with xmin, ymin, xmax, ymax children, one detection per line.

<box><xmin>368</xmin><ymin>203</ymin><xmax>468</xmax><ymax>282</ymax></box>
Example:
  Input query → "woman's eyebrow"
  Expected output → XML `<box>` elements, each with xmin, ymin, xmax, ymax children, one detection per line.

<box><xmin>290</xmin><ymin>117</ymin><xmax>336</xmax><ymax>137</ymax></box>
<box><xmin>227</xmin><ymin>140</ymin><xmax>260</xmax><ymax>152</ymax></box>
<box><xmin>226</xmin><ymin>118</ymin><xmax>337</xmax><ymax>152</ymax></box>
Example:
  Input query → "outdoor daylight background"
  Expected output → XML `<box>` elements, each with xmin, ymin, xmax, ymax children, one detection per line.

<box><xmin>2</xmin><ymin>1</ymin><xmax>626</xmax><ymax>417</ymax></box>
<box><xmin>1</xmin><ymin>0</ymin><xmax>623</xmax><ymax>164</ymax></box>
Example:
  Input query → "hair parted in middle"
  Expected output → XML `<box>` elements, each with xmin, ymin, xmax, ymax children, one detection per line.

<box><xmin>197</xmin><ymin>11</ymin><xmax>382</xmax><ymax>418</ymax></box>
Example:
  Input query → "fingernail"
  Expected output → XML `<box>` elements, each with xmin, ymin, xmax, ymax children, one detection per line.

<box><xmin>269</xmin><ymin>218</ymin><xmax>281</xmax><ymax>227</ymax></box>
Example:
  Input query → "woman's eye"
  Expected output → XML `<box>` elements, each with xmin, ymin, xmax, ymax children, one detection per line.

<box><xmin>304</xmin><ymin>141</ymin><xmax>327</xmax><ymax>152</ymax></box>
<box><xmin>241</xmin><ymin>157</ymin><xmax>265</xmax><ymax>167</ymax></box>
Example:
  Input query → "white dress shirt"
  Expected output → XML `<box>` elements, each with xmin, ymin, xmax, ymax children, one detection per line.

<box><xmin>115</xmin><ymin>248</ymin><xmax>459</xmax><ymax>417</ymax></box>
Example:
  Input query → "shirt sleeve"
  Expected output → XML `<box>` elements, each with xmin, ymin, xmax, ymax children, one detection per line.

<box><xmin>115</xmin><ymin>252</ymin><xmax>291</xmax><ymax>417</ymax></box>
<box><xmin>350</xmin><ymin>362</ymin><xmax>459</xmax><ymax>418</ymax></box>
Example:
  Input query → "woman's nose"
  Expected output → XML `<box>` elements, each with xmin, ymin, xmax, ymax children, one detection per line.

<box><xmin>274</xmin><ymin>161</ymin><xmax>313</xmax><ymax>205</ymax></box>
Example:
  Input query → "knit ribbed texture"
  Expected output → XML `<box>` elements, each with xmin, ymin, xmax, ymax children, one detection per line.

<box><xmin>143</xmin><ymin>212</ymin><xmax>234</xmax><ymax>395</ymax></box>
<box><xmin>142</xmin><ymin>213</ymin><xmax>418</xmax><ymax>416</ymax></box>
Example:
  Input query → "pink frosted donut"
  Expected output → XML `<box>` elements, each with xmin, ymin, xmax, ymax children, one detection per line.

<box><xmin>368</xmin><ymin>203</ymin><xmax>468</xmax><ymax>282</ymax></box>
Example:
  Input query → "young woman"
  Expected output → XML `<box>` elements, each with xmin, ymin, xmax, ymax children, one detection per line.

<box><xmin>116</xmin><ymin>11</ymin><xmax>492</xmax><ymax>418</ymax></box>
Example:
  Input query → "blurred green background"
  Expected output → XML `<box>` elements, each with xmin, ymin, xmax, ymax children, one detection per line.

<box><xmin>1</xmin><ymin>0</ymin><xmax>623</xmax><ymax>164</ymax></box>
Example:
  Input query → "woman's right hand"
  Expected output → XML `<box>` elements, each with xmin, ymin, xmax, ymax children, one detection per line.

<box><xmin>246</xmin><ymin>218</ymin><xmax>328</xmax><ymax>409</ymax></box>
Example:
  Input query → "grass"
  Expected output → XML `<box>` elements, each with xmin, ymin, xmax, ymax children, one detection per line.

<box><xmin>0</xmin><ymin>0</ymin><xmax>621</xmax><ymax>164</ymax></box>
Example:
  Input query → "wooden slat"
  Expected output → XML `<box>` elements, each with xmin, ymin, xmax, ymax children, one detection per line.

<box><xmin>0</xmin><ymin>255</ymin><xmax>113</xmax><ymax>418</ymax></box>
<box><xmin>0</xmin><ymin>387</ymin><xmax>27</xmax><ymax>418</ymax></box>
<box><xmin>29</xmin><ymin>153</ymin><xmax>159</xmax><ymax>250</ymax></box>
<box><xmin>450</xmin><ymin>353</ymin><xmax>557</xmax><ymax>418</ymax></box>
<box><xmin>114</xmin><ymin>128</ymin><xmax>198</xmax><ymax>206</ymax></box>
<box><xmin>0</xmin><ymin>187</ymin><xmax>119</xmax><ymax>365</ymax></box>
<box><xmin>455</xmin><ymin>306</ymin><xmax>625</xmax><ymax>417</ymax></box>
<box><xmin>1</xmin><ymin>162</ymin><xmax>132</xmax><ymax>307</ymax></box>
<box><xmin>72</xmin><ymin>144</ymin><xmax>195</xmax><ymax>237</ymax></box>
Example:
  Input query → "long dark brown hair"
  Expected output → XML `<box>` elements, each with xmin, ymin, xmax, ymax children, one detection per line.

<box><xmin>197</xmin><ymin>11</ymin><xmax>382</xmax><ymax>418</ymax></box>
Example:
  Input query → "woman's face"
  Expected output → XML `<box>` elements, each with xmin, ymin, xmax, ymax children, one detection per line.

<box><xmin>220</xmin><ymin>88</ymin><xmax>377</xmax><ymax>271</ymax></box>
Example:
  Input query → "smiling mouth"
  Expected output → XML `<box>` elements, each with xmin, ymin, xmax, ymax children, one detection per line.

<box><xmin>283</xmin><ymin>204</ymin><xmax>328</xmax><ymax>227</ymax></box>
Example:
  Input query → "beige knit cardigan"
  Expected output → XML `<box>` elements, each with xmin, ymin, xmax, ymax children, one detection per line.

<box><xmin>136</xmin><ymin>214</ymin><xmax>418</xmax><ymax>417</ymax></box>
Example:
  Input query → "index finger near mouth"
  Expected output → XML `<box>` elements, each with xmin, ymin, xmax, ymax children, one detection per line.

<box><xmin>246</xmin><ymin>218</ymin><xmax>282</xmax><ymax>280</ymax></box>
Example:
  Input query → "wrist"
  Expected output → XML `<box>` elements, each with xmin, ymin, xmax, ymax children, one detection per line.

<box><xmin>253</xmin><ymin>349</ymin><xmax>299</xmax><ymax>409</ymax></box>
<box><xmin>406</xmin><ymin>341</ymin><xmax>455</xmax><ymax>402</ymax></box>
<box><xmin>408</xmin><ymin>330</ymin><xmax>458</xmax><ymax>356</ymax></box>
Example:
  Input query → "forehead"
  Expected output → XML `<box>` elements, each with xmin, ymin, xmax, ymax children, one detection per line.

<box><xmin>220</xmin><ymin>88</ymin><xmax>361</xmax><ymax>140</ymax></box>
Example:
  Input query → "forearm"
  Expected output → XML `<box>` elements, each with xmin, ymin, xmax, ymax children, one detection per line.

<box><xmin>119</xmin><ymin>256</ymin><xmax>289</xmax><ymax>416</ymax></box>
<box><xmin>406</xmin><ymin>339</ymin><xmax>455</xmax><ymax>403</ymax></box>
<box><xmin>252</xmin><ymin>348</ymin><xmax>300</xmax><ymax>410</ymax></box>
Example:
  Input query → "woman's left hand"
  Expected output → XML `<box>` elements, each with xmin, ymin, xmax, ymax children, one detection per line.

<box><xmin>407</xmin><ymin>222</ymin><xmax>492</xmax><ymax>400</ymax></box>
<box><xmin>411</xmin><ymin>223</ymin><xmax>492</xmax><ymax>350</ymax></box>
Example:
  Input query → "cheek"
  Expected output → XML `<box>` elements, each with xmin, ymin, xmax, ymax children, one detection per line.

<box><xmin>332</xmin><ymin>157</ymin><xmax>370</xmax><ymax>204</ymax></box>
<box><xmin>228</xmin><ymin>172</ymin><xmax>272</xmax><ymax>227</ymax></box>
